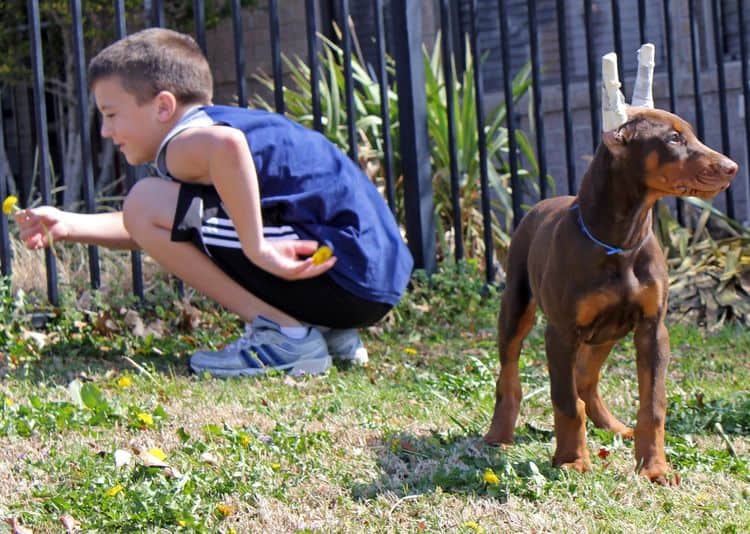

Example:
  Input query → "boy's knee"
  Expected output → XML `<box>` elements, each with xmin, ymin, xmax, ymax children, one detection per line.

<box><xmin>122</xmin><ymin>177</ymin><xmax>166</xmax><ymax>236</ymax></box>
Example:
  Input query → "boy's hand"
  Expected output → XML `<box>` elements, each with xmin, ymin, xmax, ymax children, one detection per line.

<box><xmin>14</xmin><ymin>206</ymin><xmax>71</xmax><ymax>249</ymax></box>
<box><xmin>256</xmin><ymin>239</ymin><xmax>336</xmax><ymax>280</ymax></box>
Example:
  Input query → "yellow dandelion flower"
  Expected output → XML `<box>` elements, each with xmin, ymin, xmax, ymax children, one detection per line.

<box><xmin>483</xmin><ymin>469</ymin><xmax>500</xmax><ymax>485</ymax></box>
<box><xmin>3</xmin><ymin>397</ymin><xmax>13</xmax><ymax>407</ymax></box>
<box><xmin>177</xmin><ymin>519</ymin><xmax>188</xmax><ymax>527</ymax></box>
<box><xmin>464</xmin><ymin>521</ymin><xmax>484</xmax><ymax>533</ymax></box>
<box><xmin>240</xmin><ymin>434</ymin><xmax>251</xmax><ymax>447</ymax></box>
<box><xmin>2</xmin><ymin>196</ymin><xmax>18</xmax><ymax>215</ymax></box>
<box><xmin>311</xmin><ymin>245</ymin><xmax>333</xmax><ymax>265</ymax></box>
<box><xmin>404</xmin><ymin>347</ymin><xmax>418</xmax><ymax>355</ymax></box>
<box><xmin>216</xmin><ymin>503</ymin><xmax>233</xmax><ymax>517</ymax></box>
<box><xmin>137</xmin><ymin>412</ymin><xmax>154</xmax><ymax>426</ymax></box>
<box><xmin>105</xmin><ymin>484</ymin><xmax>124</xmax><ymax>497</ymax></box>
<box><xmin>117</xmin><ymin>376</ymin><xmax>133</xmax><ymax>389</ymax></box>
<box><xmin>271</xmin><ymin>462</ymin><xmax>281</xmax><ymax>471</ymax></box>
<box><xmin>147</xmin><ymin>447</ymin><xmax>167</xmax><ymax>461</ymax></box>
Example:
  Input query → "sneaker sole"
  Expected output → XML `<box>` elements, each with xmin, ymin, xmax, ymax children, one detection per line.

<box><xmin>191</xmin><ymin>355</ymin><xmax>333</xmax><ymax>378</ymax></box>
<box><xmin>332</xmin><ymin>346</ymin><xmax>369</xmax><ymax>365</ymax></box>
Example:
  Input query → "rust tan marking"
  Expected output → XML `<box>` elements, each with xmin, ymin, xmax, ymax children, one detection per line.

<box><xmin>645</xmin><ymin>161</ymin><xmax>685</xmax><ymax>194</ymax></box>
<box><xmin>503</xmin><ymin>299</ymin><xmax>537</xmax><ymax>361</ymax></box>
<box><xmin>575</xmin><ymin>290</ymin><xmax>620</xmax><ymax>327</ymax></box>
<box><xmin>632</xmin><ymin>280</ymin><xmax>662</xmax><ymax>318</ymax></box>
<box><xmin>645</xmin><ymin>151</ymin><xmax>660</xmax><ymax>173</ymax></box>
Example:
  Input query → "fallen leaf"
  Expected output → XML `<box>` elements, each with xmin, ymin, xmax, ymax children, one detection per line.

<box><xmin>4</xmin><ymin>517</ymin><xmax>33</xmax><ymax>534</ymax></box>
<box><xmin>200</xmin><ymin>452</ymin><xmax>221</xmax><ymax>466</ymax></box>
<box><xmin>283</xmin><ymin>375</ymin><xmax>308</xmax><ymax>388</ymax></box>
<box><xmin>114</xmin><ymin>449</ymin><xmax>132</xmax><ymax>468</ymax></box>
<box><xmin>137</xmin><ymin>449</ymin><xmax>169</xmax><ymax>468</ymax></box>
<box><xmin>598</xmin><ymin>447</ymin><xmax>610</xmax><ymax>459</ymax></box>
<box><xmin>178</xmin><ymin>299</ymin><xmax>201</xmax><ymax>331</ymax></box>
<box><xmin>123</xmin><ymin>309</ymin><xmax>145</xmax><ymax>337</ymax></box>
<box><xmin>21</xmin><ymin>330</ymin><xmax>47</xmax><ymax>348</ymax></box>
<box><xmin>144</xmin><ymin>320</ymin><xmax>164</xmax><ymax>339</ymax></box>
<box><xmin>59</xmin><ymin>514</ymin><xmax>80</xmax><ymax>533</ymax></box>
<box><xmin>95</xmin><ymin>312</ymin><xmax>118</xmax><ymax>335</ymax></box>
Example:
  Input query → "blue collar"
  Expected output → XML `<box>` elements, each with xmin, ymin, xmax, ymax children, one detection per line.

<box><xmin>570</xmin><ymin>203</ymin><xmax>635</xmax><ymax>256</ymax></box>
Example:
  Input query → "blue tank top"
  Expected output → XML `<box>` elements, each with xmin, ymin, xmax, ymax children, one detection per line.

<box><xmin>156</xmin><ymin>105</ymin><xmax>413</xmax><ymax>306</ymax></box>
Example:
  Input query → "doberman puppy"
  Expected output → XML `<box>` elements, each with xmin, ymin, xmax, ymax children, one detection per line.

<box><xmin>484</xmin><ymin>107</ymin><xmax>738</xmax><ymax>484</ymax></box>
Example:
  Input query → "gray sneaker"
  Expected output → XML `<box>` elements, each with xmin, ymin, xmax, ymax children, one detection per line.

<box><xmin>190</xmin><ymin>316</ymin><xmax>332</xmax><ymax>377</ymax></box>
<box><xmin>322</xmin><ymin>329</ymin><xmax>369</xmax><ymax>365</ymax></box>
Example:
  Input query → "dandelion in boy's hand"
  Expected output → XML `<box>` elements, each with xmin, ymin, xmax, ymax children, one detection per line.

<box><xmin>2</xmin><ymin>196</ymin><xmax>18</xmax><ymax>215</ymax></box>
<box><xmin>483</xmin><ymin>468</ymin><xmax>500</xmax><ymax>485</ymax></box>
<box><xmin>4</xmin><ymin>195</ymin><xmax>57</xmax><ymax>256</ymax></box>
<box><xmin>311</xmin><ymin>245</ymin><xmax>333</xmax><ymax>265</ymax></box>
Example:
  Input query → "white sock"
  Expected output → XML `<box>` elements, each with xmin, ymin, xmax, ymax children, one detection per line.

<box><xmin>280</xmin><ymin>325</ymin><xmax>309</xmax><ymax>339</ymax></box>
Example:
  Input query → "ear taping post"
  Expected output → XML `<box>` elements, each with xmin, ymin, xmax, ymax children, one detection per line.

<box><xmin>631</xmin><ymin>43</ymin><xmax>655</xmax><ymax>108</ymax></box>
<box><xmin>601</xmin><ymin>52</ymin><xmax>628</xmax><ymax>131</ymax></box>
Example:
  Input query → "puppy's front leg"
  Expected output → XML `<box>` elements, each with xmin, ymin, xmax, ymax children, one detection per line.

<box><xmin>547</xmin><ymin>324</ymin><xmax>590</xmax><ymax>472</ymax></box>
<box><xmin>633</xmin><ymin>319</ymin><xmax>671</xmax><ymax>484</ymax></box>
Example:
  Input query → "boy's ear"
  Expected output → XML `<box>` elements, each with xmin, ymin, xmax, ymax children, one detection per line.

<box><xmin>154</xmin><ymin>91</ymin><xmax>178</xmax><ymax>122</ymax></box>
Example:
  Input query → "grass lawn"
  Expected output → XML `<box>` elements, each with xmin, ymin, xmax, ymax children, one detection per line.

<box><xmin>0</xmin><ymin>263</ymin><xmax>748</xmax><ymax>533</ymax></box>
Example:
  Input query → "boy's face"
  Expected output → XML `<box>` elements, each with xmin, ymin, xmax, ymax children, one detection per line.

<box><xmin>93</xmin><ymin>76</ymin><xmax>172</xmax><ymax>165</ymax></box>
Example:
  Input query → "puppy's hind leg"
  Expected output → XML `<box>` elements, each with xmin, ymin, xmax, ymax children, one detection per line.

<box><xmin>484</xmin><ymin>270</ymin><xmax>536</xmax><ymax>445</ymax></box>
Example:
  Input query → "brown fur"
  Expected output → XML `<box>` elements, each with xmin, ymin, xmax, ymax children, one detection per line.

<box><xmin>484</xmin><ymin>107</ymin><xmax>738</xmax><ymax>484</ymax></box>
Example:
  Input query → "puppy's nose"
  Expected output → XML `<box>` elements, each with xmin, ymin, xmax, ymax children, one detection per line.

<box><xmin>720</xmin><ymin>158</ymin><xmax>739</xmax><ymax>178</ymax></box>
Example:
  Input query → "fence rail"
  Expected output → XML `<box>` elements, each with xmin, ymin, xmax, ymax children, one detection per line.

<box><xmin>1</xmin><ymin>0</ymin><xmax>749</xmax><ymax>303</ymax></box>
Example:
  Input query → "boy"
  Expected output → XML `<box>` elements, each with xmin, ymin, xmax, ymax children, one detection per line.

<box><xmin>15</xmin><ymin>28</ymin><xmax>413</xmax><ymax>377</ymax></box>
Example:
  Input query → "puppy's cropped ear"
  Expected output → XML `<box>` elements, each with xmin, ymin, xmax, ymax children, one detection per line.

<box><xmin>603</xmin><ymin>121</ymin><xmax>636</xmax><ymax>158</ymax></box>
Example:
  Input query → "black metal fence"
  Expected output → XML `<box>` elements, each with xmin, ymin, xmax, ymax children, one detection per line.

<box><xmin>1</xmin><ymin>0</ymin><xmax>749</xmax><ymax>304</ymax></box>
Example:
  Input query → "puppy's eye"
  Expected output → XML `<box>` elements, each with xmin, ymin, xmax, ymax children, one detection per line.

<box><xmin>667</xmin><ymin>132</ymin><xmax>684</xmax><ymax>144</ymax></box>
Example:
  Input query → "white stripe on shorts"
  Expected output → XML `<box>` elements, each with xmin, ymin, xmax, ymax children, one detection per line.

<box><xmin>201</xmin><ymin>220</ymin><xmax>300</xmax><ymax>248</ymax></box>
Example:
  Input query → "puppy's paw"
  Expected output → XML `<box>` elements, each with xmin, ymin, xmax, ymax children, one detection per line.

<box><xmin>483</xmin><ymin>430</ymin><xmax>514</xmax><ymax>446</ymax></box>
<box><xmin>639</xmin><ymin>464</ymin><xmax>680</xmax><ymax>486</ymax></box>
<box><xmin>556</xmin><ymin>458</ymin><xmax>591</xmax><ymax>473</ymax></box>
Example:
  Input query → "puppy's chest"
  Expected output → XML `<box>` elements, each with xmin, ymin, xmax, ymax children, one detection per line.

<box><xmin>574</xmin><ymin>269</ymin><xmax>662</xmax><ymax>344</ymax></box>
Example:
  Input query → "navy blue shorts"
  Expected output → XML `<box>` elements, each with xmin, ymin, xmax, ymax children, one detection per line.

<box><xmin>170</xmin><ymin>182</ymin><xmax>392</xmax><ymax>328</ymax></box>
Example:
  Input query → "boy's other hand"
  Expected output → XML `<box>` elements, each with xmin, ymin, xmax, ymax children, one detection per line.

<box><xmin>256</xmin><ymin>239</ymin><xmax>336</xmax><ymax>280</ymax></box>
<box><xmin>14</xmin><ymin>206</ymin><xmax>71</xmax><ymax>249</ymax></box>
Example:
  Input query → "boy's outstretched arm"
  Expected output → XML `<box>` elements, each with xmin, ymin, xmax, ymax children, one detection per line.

<box><xmin>15</xmin><ymin>207</ymin><xmax>138</xmax><ymax>250</ymax></box>
<box><xmin>165</xmin><ymin>125</ymin><xmax>337</xmax><ymax>281</ymax></box>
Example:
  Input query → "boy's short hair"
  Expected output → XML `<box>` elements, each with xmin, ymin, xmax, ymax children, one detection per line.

<box><xmin>88</xmin><ymin>28</ymin><xmax>213</xmax><ymax>105</ymax></box>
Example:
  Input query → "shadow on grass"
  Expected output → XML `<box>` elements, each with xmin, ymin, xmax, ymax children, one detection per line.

<box><xmin>350</xmin><ymin>425</ymin><xmax>564</xmax><ymax>502</ymax></box>
<box><xmin>1</xmin><ymin>335</ymin><xmax>192</xmax><ymax>386</ymax></box>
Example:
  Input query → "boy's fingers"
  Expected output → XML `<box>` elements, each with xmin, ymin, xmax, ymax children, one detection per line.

<box><xmin>294</xmin><ymin>256</ymin><xmax>336</xmax><ymax>279</ymax></box>
<box><xmin>293</xmin><ymin>240</ymin><xmax>319</xmax><ymax>255</ymax></box>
